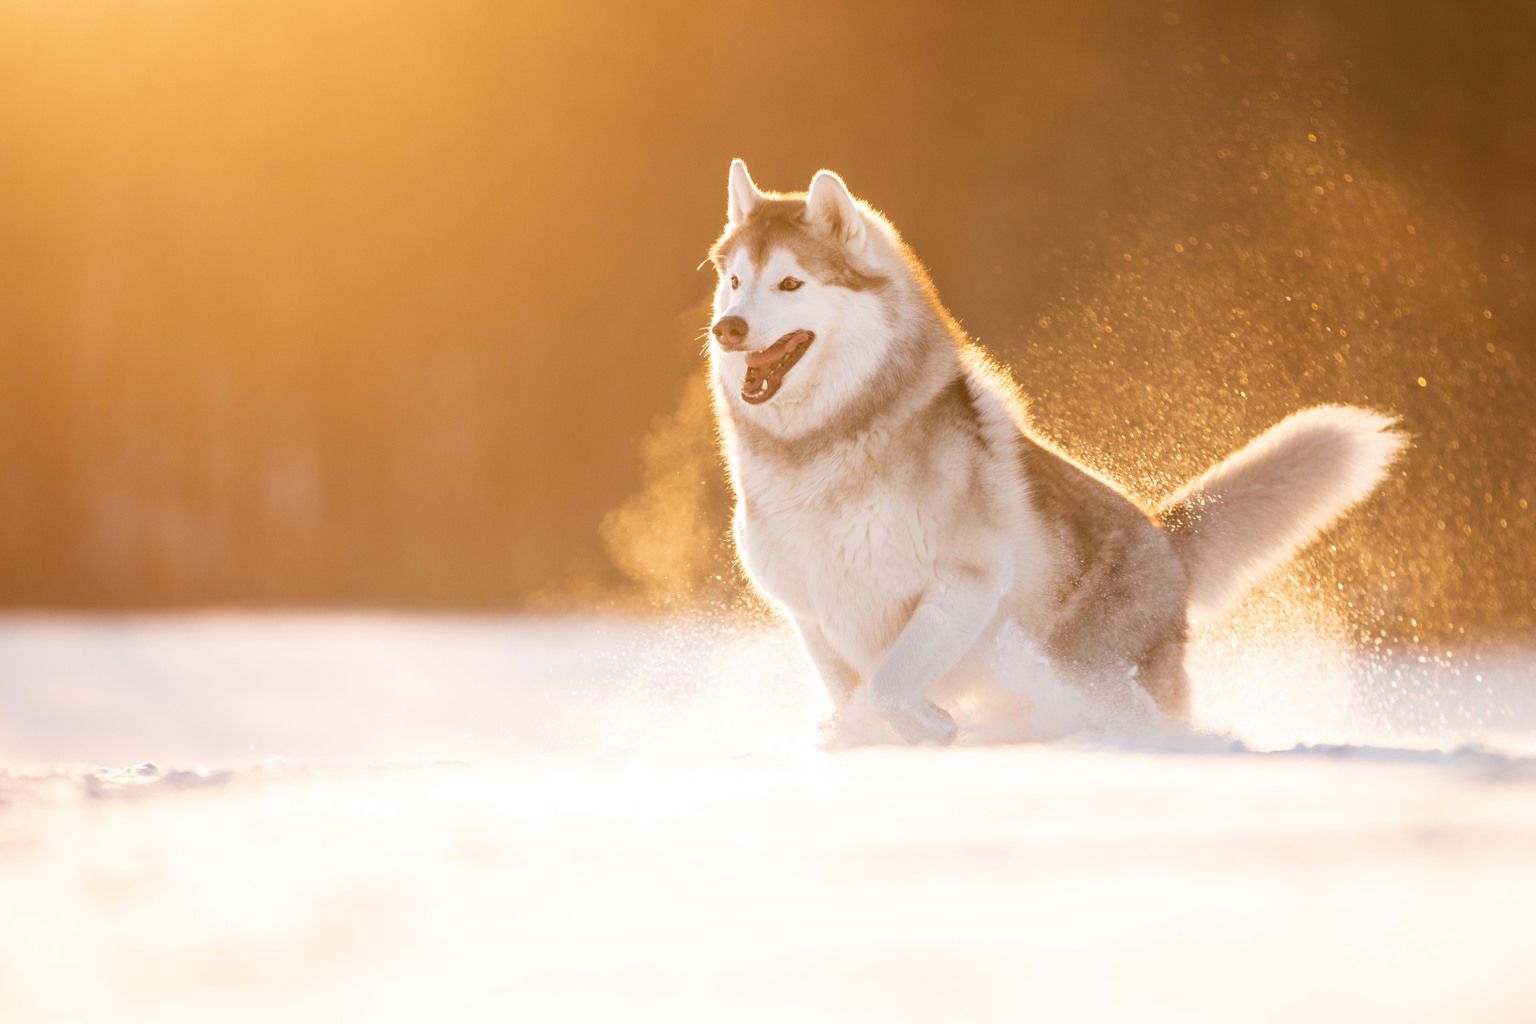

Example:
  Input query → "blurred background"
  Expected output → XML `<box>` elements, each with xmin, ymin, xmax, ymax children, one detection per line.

<box><xmin>1</xmin><ymin>0</ymin><xmax>1532</xmax><ymax>642</ymax></box>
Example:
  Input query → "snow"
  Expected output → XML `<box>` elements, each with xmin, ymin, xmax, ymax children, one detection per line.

<box><xmin>2</xmin><ymin>614</ymin><xmax>1535</xmax><ymax>1021</ymax></box>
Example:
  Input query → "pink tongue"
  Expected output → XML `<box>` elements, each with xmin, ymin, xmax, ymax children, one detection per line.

<box><xmin>745</xmin><ymin>331</ymin><xmax>806</xmax><ymax>368</ymax></box>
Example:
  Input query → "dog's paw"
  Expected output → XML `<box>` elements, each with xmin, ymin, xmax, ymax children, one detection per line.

<box><xmin>818</xmin><ymin>697</ymin><xmax>890</xmax><ymax>749</ymax></box>
<box><xmin>884</xmin><ymin>699</ymin><xmax>958</xmax><ymax>746</ymax></box>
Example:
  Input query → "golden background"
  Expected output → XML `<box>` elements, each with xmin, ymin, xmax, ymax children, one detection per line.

<box><xmin>1</xmin><ymin>0</ymin><xmax>1532</xmax><ymax>639</ymax></box>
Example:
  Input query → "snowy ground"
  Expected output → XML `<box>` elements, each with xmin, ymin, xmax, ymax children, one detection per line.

<box><xmin>2</xmin><ymin>613</ymin><xmax>1535</xmax><ymax>1022</ymax></box>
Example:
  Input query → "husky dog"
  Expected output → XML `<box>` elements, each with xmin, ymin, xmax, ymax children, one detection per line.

<box><xmin>707</xmin><ymin>159</ymin><xmax>1404</xmax><ymax>743</ymax></box>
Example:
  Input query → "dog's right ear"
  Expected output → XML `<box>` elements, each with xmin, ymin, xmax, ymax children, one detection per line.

<box><xmin>806</xmin><ymin>169</ymin><xmax>866</xmax><ymax>251</ymax></box>
<box><xmin>727</xmin><ymin>158</ymin><xmax>763</xmax><ymax>226</ymax></box>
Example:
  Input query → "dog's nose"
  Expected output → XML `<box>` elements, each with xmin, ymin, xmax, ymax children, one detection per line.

<box><xmin>712</xmin><ymin>315</ymin><xmax>749</xmax><ymax>349</ymax></box>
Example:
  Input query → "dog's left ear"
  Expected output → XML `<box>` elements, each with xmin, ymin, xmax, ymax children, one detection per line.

<box><xmin>806</xmin><ymin>170</ymin><xmax>866</xmax><ymax>250</ymax></box>
<box><xmin>727</xmin><ymin>158</ymin><xmax>764</xmax><ymax>226</ymax></box>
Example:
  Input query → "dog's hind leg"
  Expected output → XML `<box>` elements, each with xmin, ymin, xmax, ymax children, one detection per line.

<box><xmin>1136</xmin><ymin>634</ymin><xmax>1191</xmax><ymax>718</ymax></box>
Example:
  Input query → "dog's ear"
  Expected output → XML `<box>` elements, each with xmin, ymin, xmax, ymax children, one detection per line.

<box><xmin>806</xmin><ymin>170</ymin><xmax>866</xmax><ymax>250</ymax></box>
<box><xmin>727</xmin><ymin>159</ymin><xmax>763</xmax><ymax>226</ymax></box>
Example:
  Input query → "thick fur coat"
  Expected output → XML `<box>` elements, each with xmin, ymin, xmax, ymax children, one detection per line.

<box><xmin>707</xmin><ymin>160</ymin><xmax>1404</xmax><ymax>743</ymax></box>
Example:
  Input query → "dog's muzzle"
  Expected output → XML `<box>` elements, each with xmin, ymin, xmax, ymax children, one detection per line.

<box><xmin>712</xmin><ymin>315</ymin><xmax>749</xmax><ymax>351</ymax></box>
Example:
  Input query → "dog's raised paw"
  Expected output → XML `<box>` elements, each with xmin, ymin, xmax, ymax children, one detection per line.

<box><xmin>887</xmin><ymin>700</ymin><xmax>958</xmax><ymax>746</ymax></box>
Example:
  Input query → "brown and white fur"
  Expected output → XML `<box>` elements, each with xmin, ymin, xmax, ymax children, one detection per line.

<box><xmin>707</xmin><ymin>159</ymin><xmax>1405</xmax><ymax>744</ymax></box>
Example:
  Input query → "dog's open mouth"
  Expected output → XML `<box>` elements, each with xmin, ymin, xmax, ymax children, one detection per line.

<box><xmin>741</xmin><ymin>330</ymin><xmax>814</xmax><ymax>405</ymax></box>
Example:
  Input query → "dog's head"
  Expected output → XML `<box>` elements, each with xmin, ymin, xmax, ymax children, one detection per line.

<box><xmin>707</xmin><ymin>160</ymin><xmax>919</xmax><ymax>436</ymax></box>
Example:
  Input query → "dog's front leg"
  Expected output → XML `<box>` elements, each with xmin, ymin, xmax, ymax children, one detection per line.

<box><xmin>867</xmin><ymin>573</ymin><xmax>1003</xmax><ymax>745</ymax></box>
<box><xmin>794</xmin><ymin>618</ymin><xmax>860</xmax><ymax>708</ymax></box>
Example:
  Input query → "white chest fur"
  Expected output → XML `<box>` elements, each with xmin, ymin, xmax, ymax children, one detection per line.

<box><xmin>732</xmin><ymin>438</ymin><xmax>951</xmax><ymax>673</ymax></box>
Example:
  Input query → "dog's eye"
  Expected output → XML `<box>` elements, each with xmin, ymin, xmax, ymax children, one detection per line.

<box><xmin>729</xmin><ymin>275</ymin><xmax>740</xmax><ymax>290</ymax></box>
<box><xmin>778</xmin><ymin>277</ymin><xmax>803</xmax><ymax>292</ymax></box>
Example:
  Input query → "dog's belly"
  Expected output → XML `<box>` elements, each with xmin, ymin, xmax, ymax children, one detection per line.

<box><xmin>738</xmin><ymin>497</ymin><xmax>936</xmax><ymax>672</ymax></box>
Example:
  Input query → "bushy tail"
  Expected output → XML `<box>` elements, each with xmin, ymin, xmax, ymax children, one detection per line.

<box><xmin>1157</xmin><ymin>406</ymin><xmax>1407</xmax><ymax>625</ymax></box>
